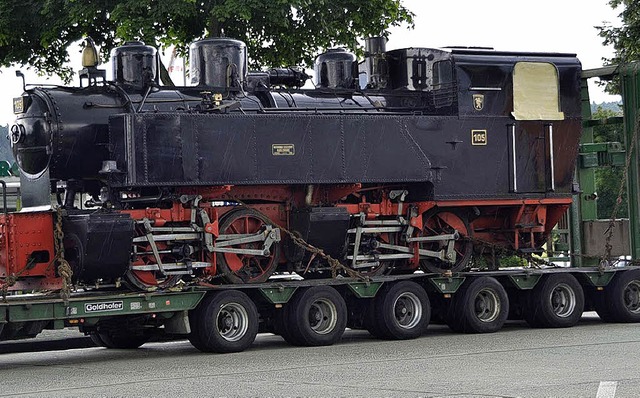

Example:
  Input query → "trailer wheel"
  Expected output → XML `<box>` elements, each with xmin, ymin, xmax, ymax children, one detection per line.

<box><xmin>189</xmin><ymin>290</ymin><xmax>259</xmax><ymax>353</ymax></box>
<box><xmin>187</xmin><ymin>309</ymin><xmax>208</xmax><ymax>352</ymax></box>
<box><xmin>91</xmin><ymin>330</ymin><xmax>151</xmax><ymax>349</ymax></box>
<box><xmin>273</xmin><ymin>307</ymin><xmax>298</xmax><ymax>345</ymax></box>
<box><xmin>523</xmin><ymin>273</ymin><xmax>584</xmax><ymax>328</ymax></box>
<box><xmin>284</xmin><ymin>286</ymin><xmax>347</xmax><ymax>346</ymax></box>
<box><xmin>89</xmin><ymin>333</ymin><xmax>108</xmax><ymax>347</ymax></box>
<box><xmin>447</xmin><ymin>276</ymin><xmax>508</xmax><ymax>333</ymax></box>
<box><xmin>367</xmin><ymin>281</ymin><xmax>430</xmax><ymax>340</ymax></box>
<box><xmin>595</xmin><ymin>269</ymin><xmax>640</xmax><ymax>323</ymax></box>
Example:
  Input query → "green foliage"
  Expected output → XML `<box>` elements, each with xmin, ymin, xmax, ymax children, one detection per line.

<box><xmin>472</xmin><ymin>254</ymin><xmax>527</xmax><ymax>269</ymax></box>
<box><xmin>0</xmin><ymin>0</ymin><xmax>414</xmax><ymax>81</ymax></box>
<box><xmin>598</xmin><ymin>0</ymin><xmax>639</xmax><ymax>94</ymax></box>
<box><xmin>499</xmin><ymin>256</ymin><xmax>528</xmax><ymax>268</ymax></box>
<box><xmin>592</xmin><ymin>106</ymin><xmax>628</xmax><ymax>219</ymax></box>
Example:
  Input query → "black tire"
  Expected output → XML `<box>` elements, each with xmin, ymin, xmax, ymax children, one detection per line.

<box><xmin>274</xmin><ymin>306</ymin><xmax>300</xmax><ymax>345</ymax></box>
<box><xmin>523</xmin><ymin>273</ymin><xmax>584</xmax><ymax>328</ymax></box>
<box><xmin>368</xmin><ymin>281</ymin><xmax>430</xmax><ymax>340</ymax></box>
<box><xmin>190</xmin><ymin>290</ymin><xmax>259</xmax><ymax>353</ymax></box>
<box><xmin>364</xmin><ymin>298</ymin><xmax>386</xmax><ymax>338</ymax></box>
<box><xmin>595</xmin><ymin>269</ymin><xmax>640</xmax><ymax>323</ymax></box>
<box><xmin>94</xmin><ymin>330</ymin><xmax>151</xmax><ymax>349</ymax></box>
<box><xmin>90</xmin><ymin>332</ymin><xmax>107</xmax><ymax>347</ymax></box>
<box><xmin>447</xmin><ymin>276</ymin><xmax>509</xmax><ymax>333</ymax></box>
<box><xmin>187</xmin><ymin>309</ymin><xmax>208</xmax><ymax>352</ymax></box>
<box><xmin>217</xmin><ymin>208</ymin><xmax>281</xmax><ymax>284</ymax></box>
<box><xmin>284</xmin><ymin>286</ymin><xmax>347</xmax><ymax>346</ymax></box>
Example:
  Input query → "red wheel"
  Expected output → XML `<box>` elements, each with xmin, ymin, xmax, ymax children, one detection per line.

<box><xmin>217</xmin><ymin>208</ymin><xmax>281</xmax><ymax>283</ymax></box>
<box><xmin>126</xmin><ymin>240</ymin><xmax>181</xmax><ymax>290</ymax></box>
<box><xmin>346</xmin><ymin>230</ymin><xmax>398</xmax><ymax>277</ymax></box>
<box><xmin>419</xmin><ymin>210</ymin><xmax>473</xmax><ymax>273</ymax></box>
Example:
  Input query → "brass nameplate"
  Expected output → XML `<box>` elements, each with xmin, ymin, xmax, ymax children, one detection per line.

<box><xmin>272</xmin><ymin>144</ymin><xmax>295</xmax><ymax>156</ymax></box>
<box><xmin>471</xmin><ymin>130</ymin><xmax>487</xmax><ymax>146</ymax></box>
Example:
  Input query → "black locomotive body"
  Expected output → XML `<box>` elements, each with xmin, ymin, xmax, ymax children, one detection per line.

<box><xmin>4</xmin><ymin>37</ymin><xmax>582</xmax><ymax>291</ymax></box>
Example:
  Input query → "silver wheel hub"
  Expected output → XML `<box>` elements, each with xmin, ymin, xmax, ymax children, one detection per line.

<box><xmin>624</xmin><ymin>281</ymin><xmax>640</xmax><ymax>314</ymax></box>
<box><xmin>474</xmin><ymin>288</ymin><xmax>500</xmax><ymax>323</ymax></box>
<box><xmin>393</xmin><ymin>292</ymin><xmax>422</xmax><ymax>330</ymax></box>
<box><xmin>550</xmin><ymin>283</ymin><xmax>576</xmax><ymax>318</ymax></box>
<box><xmin>216</xmin><ymin>302</ymin><xmax>249</xmax><ymax>342</ymax></box>
<box><xmin>308</xmin><ymin>298</ymin><xmax>337</xmax><ymax>335</ymax></box>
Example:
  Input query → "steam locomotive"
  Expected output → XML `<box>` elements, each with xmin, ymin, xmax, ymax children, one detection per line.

<box><xmin>3</xmin><ymin>36</ymin><xmax>582</xmax><ymax>292</ymax></box>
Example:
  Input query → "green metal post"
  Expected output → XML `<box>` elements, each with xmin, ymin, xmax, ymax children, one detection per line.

<box><xmin>620</xmin><ymin>64</ymin><xmax>640</xmax><ymax>261</ymax></box>
<box><xmin>572</xmin><ymin>78</ymin><xmax>597</xmax><ymax>266</ymax></box>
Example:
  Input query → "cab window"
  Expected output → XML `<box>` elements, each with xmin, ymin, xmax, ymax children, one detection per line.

<box><xmin>512</xmin><ymin>62</ymin><xmax>564</xmax><ymax>120</ymax></box>
<box><xmin>432</xmin><ymin>60</ymin><xmax>455</xmax><ymax>108</ymax></box>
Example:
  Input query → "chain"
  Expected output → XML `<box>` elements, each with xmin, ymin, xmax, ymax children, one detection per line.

<box><xmin>227</xmin><ymin>198</ymin><xmax>370</xmax><ymax>282</ymax></box>
<box><xmin>195</xmin><ymin>268</ymin><xmax>252</xmax><ymax>287</ymax></box>
<box><xmin>1</xmin><ymin>275</ymin><xmax>17</xmax><ymax>301</ymax></box>
<box><xmin>53</xmin><ymin>207</ymin><xmax>73</xmax><ymax>304</ymax></box>
<box><xmin>600</xmin><ymin>116</ymin><xmax>640</xmax><ymax>271</ymax></box>
<box><xmin>219</xmin><ymin>195</ymin><xmax>633</xmax><ymax>279</ymax></box>
<box><xmin>0</xmin><ymin>256</ymin><xmax>40</xmax><ymax>300</ymax></box>
<box><xmin>224</xmin><ymin>200</ymin><xmax>561</xmax><ymax>278</ymax></box>
<box><xmin>287</xmin><ymin>231</ymin><xmax>367</xmax><ymax>280</ymax></box>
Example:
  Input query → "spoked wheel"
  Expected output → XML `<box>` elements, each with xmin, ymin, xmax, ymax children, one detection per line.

<box><xmin>125</xmin><ymin>270</ymin><xmax>181</xmax><ymax>291</ymax></box>
<box><xmin>524</xmin><ymin>273</ymin><xmax>584</xmax><ymax>328</ymax></box>
<box><xmin>595</xmin><ymin>269</ymin><xmax>640</xmax><ymax>323</ymax></box>
<box><xmin>348</xmin><ymin>231</ymin><xmax>400</xmax><ymax>277</ymax></box>
<box><xmin>366</xmin><ymin>281</ymin><xmax>431</xmax><ymax>340</ymax></box>
<box><xmin>280</xmin><ymin>286</ymin><xmax>347</xmax><ymax>346</ymax></box>
<box><xmin>420</xmin><ymin>209</ymin><xmax>473</xmax><ymax>274</ymax></box>
<box><xmin>126</xmin><ymin>236</ymin><xmax>181</xmax><ymax>290</ymax></box>
<box><xmin>447</xmin><ymin>276</ymin><xmax>509</xmax><ymax>333</ymax></box>
<box><xmin>217</xmin><ymin>208</ymin><xmax>281</xmax><ymax>284</ymax></box>
<box><xmin>188</xmin><ymin>290</ymin><xmax>259</xmax><ymax>353</ymax></box>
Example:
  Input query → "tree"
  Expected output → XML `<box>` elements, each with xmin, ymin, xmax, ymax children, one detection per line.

<box><xmin>0</xmin><ymin>0</ymin><xmax>413</xmax><ymax>82</ymax></box>
<box><xmin>598</xmin><ymin>0</ymin><xmax>638</xmax><ymax>94</ymax></box>
<box><xmin>592</xmin><ymin>106</ymin><xmax>628</xmax><ymax>219</ymax></box>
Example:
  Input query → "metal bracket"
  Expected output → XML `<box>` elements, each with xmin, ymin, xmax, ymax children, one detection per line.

<box><xmin>259</xmin><ymin>286</ymin><xmax>297</xmax><ymax>304</ymax></box>
<box><xmin>429</xmin><ymin>277</ymin><xmax>466</xmax><ymax>294</ymax></box>
<box><xmin>211</xmin><ymin>226</ymin><xmax>281</xmax><ymax>256</ymax></box>
<box><xmin>143</xmin><ymin>218</ymin><xmax>167</xmax><ymax>275</ymax></box>
<box><xmin>348</xmin><ymin>282</ymin><xmax>383</xmax><ymax>298</ymax></box>
<box><xmin>508</xmin><ymin>274</ymin><xmax>542</xmax><ymax>290</ymax></box>
<box><xmin>389</xmin><ymin>189</ymin><xmax>408</xmax><ymax>215</ymax></box>
<box><xmin>407</xmin><ymin>231</ymin><xmax>459</xmax><ymax>264</ymax></box>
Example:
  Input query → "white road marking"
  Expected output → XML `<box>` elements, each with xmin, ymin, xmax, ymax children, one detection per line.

<box><xmin>596</xmin><ymin>381</ymin><xmax>618</xmax><ymax>398</ymax></box>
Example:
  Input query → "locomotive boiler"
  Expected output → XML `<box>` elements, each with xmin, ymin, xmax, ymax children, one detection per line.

<box><xmin>2</xmin><ymin>36</ymin><xmax>582</xmax><ymax>292</ymax></box>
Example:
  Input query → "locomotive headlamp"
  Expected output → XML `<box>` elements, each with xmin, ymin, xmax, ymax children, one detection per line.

<box><xmin>12</xmin><ymin>97</ymin><xmax>25</xmax><ymax>114</ymax></box>
<box><xmin>81</xmin><ymin>37</ymin><xmax>99</xmax><ymax>68</ymax></box>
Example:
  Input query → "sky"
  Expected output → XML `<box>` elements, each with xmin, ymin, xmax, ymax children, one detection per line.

<box><xmin>385</xmin><ymin>0</ymin><xmax>622</xmax><ymax>101</ymax></box>
<box><xmin>0</xmin><ymin>0</ymin><xmax>623</xmax><ymax>126</ymax></box>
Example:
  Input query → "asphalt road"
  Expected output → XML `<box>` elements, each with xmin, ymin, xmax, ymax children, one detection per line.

<box><xmin>0</xmin><ymin>312</ymin><xmax>637</xmax><ymax>397</ymax></box>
